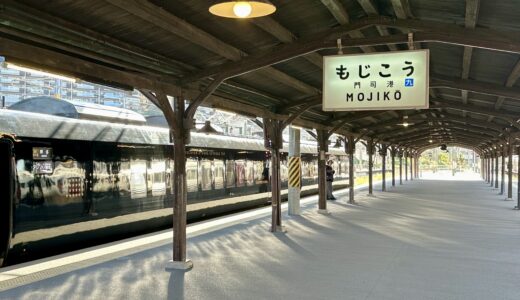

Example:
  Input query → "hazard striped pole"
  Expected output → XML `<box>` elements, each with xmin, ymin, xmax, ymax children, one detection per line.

<box><xmin>288</xmin><ymin>126</ymin><xmax>301</xmax><ymax>215</ymax></box>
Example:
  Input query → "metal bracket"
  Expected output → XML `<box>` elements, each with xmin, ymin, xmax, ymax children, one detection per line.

<box><xmin>337</xmin><ymin>38</ymin><xmax>343</xmax><ymax>55</ymax></box>
<box><xmin>407</xmin><ymin>32</ymin><xmax>415</xmax><ymax>50</ymax></box>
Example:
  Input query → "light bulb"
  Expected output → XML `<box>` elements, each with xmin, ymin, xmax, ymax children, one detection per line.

<box><xmin>402</xmin><ymin>122</ymin><xmax>409</xmax><ymax>127</ymax></box>
<box><xmin>233</xmin><ymin>2</ymin><xmax>252</xmax><ymax>18</ymax></box>
<box><xmin>429</xmin><ymin>139</ymin><xmax>433</xmax><ymax>143</ymax></box>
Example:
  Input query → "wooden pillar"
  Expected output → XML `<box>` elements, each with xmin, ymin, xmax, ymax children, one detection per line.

<box><xmin>347</xmin><ymin>135</ymin><xmax>355</xmax><ymax>204</ymax></box>
<box><xmin>482</xmin><ymin>156</ymin><xmax>485</xmax><ymax>180</ymax></box>
<box><xmin>380</xmin><ymin>145</ymin><xmax>387</xmax><ymax>192</ymax></box>
<box><xmin>264</xmin><ymin>118</ymin><xmax>284</xmax><ymax>231</ymax></box>
<box><xmin>399</xmin><ymin>150</ymin><xmax>403</xmax><ymax>185</ymax></box>
<box><xmin>404</xmin><ymin>151</ymin><xmax>408</xmax><ymax>181</ymax></box>
<box><xmin>391</xmin><ymin>147</ymin><xmax>396</xmax><ymax>187</ymax></box>
<box><xmin>367</xmin><ymin>138</ymin><xmax>374</xmax><ymax>195</ymax></box>
<box><xmin>490</xmin><ymin>154</ymin><xmax>494</xmax><ymax>187</ymax></box>
<box><xmin>415</xmin><ymin>155</ymin><xmax>419</xmax><ymax>178</ymax></box>
<box><xmin>495</xmin><ymin>153</ymin><xmax>499</xmax><ymax>188</ymax></box>
<box><xmin>501</xmin><ymin>149</ymin><xmax>505</xmax><ymax>195</ymax></box>
<box><xmin>140</xmin><ymin>90</ymin><xmax>195</xmax><ymax>271</ymax></box>
<box><xmin>410</xmin><ymin>151</ymin><xmax>414</xmax><ymax>181</ymax></box>
<box><xmin>517</xmin><ymin>145</ymin><xmax>520</xmax><ymax>209</ymax></box>
<box><xmin>487</xmin><ymin>156</ymin><xmax>490</xmax><ymax>183</ymax></box>
<box><xmin>507</xmin><ymin>141</ymin><xmax>513</xmax><ymax>200</ymax></box>
<box><xmin>317</xmin><ymin>129</ymin><xmax>329</xmax><ymax>213</ymax></box>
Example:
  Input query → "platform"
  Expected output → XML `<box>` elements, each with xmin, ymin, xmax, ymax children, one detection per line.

<box><xmin>1</xmin><ymin>172</ymin><xmax>520</xmax><ymax>300</ymax></box>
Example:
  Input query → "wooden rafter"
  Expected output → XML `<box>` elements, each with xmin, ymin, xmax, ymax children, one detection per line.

<box><xmin>185</xmin><ymin>17</ymin><xmax>520</xmax><ymax>83</ymax></box>
<box><xmin>430</xmin><ymin>99</ymin><xmax>519</xmax><ymax>121</ymax></box>
<box><xmin>430</xmin><ymin>77</ymin><xmax>520</xmax><ymax>100</ymax></box>
<box><xmin>461</xmin><ymin>0</ymin><xmax>481</xmax><ymax>116</ymax></box>
<box><xmin>356</xmin><ymin>0</ymin><xmax>398</xmax><ymax>51</ymax></box>
<box><xmin>104</xmin><ymin>0</ymin><xmax>318</xmax><ymax>95</ymax></box>
<box><xmin>251</xmin><ymin>17</ymin><xmax>323</xmax><ymax>67</ymax></box>
<box><xmin>494</xmin><ymin>59</ymin><xmax>520</xmax><ymax>110</ymax></box>
<box><xmin>320</xmin><ymin>0</ymin><xmax>376</xmax><ymax>53</ymax></box>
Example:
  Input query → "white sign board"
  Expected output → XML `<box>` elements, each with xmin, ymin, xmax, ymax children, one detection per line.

<box><xmin>323</xmin><ymin>50</ymin><xmax>429</xmax><ymax>111</ymax></box>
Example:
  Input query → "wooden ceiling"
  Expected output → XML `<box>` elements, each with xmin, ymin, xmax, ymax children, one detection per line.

<box><xmin>1</xmin><ymin>0</ymin><xmax>520</xmax><ymax>154</ymax></box>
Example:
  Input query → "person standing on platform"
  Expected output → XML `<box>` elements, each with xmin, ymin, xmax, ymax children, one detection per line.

<box><xmin>326</xmin><ymin>160</ymin><xmax>336</xmax><ymax>200</ymax></box>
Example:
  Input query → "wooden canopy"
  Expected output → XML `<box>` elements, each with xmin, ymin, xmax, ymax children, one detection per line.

<box><xmin>1</xmin><ymin>0</ymin><xmax>520</xmax><ymax>154</ymax></box>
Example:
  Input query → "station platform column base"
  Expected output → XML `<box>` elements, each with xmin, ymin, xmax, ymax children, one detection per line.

<box><xmin>505</xmin><ymin>198</ymin><xmax>513</xmax><ymax>201</ymax></box>
<box><xmin>271</xmin><ymin>225</ymin><xmax>287</xmax><ymax>233</ymax></box>
<box><xmin>513</xmin><ymin>206</ymin><xmax>520</xmax><ymax>210</ymax></box>
<box><xmin>317</xmin><ymin>209</ymin><xmax>331</xmax><ymax>215</ymax></box>
<box><xmin>166</xmin><ymin>259</ymin><xmax>193</xmax><ymax>271</ymax></box>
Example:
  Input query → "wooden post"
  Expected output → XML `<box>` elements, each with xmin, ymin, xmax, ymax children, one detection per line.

<box><xmin>488</xmin><ymin>156</ymin><xmax>491</xmax><ymax>184</ymax></box>
<box><xmin>490</xmin><ymin>153</ymin><xmax>494</xmax><ymax>187</ymax></box>
<box><xmin>404</xmin><ymin>151</ymin><xmax>408</xmax><ymax>181</ymax></box>
<box><xmin>264</xmin><ymin>118</ymin><xmax>284</xmax><ymax>231</ymax></box>
<box><xmin>516</xmin><ymin>145</ymin><xmax>520</xmax><ymax>209</ymax></box>
<box><xmin>347</xmin><ymin>135</ymin><xmax>355</xmax><ymax>204</ymax></box>
<box><xmin>317</xmin><ymin>129</ymin><xmax>329</xmax><ymax>213</ymax></box>
<box><xmin>391</xmin><ymin>147</ymin><xmax>396</xmax><ymax>187</ymax></box>
<box><xmin>399</xmin><ymin>150</ymin><xmax>403</xmax><ymax>185</ymax></box>
<box><xmin>501</xmin><ymin>148</ymin><xmax>505</xmax><ymax>195</ymax></box>
<box><xmin>507</xmin><ymin>140</ymin><xmax>513</xmax><ymax>200</ymax></box>
<box><xmin>367</xmin><ymin>138</ymin><xmax>374</xmax><ymax>196</ymax></box>
<box><xmin>380</xmin><ymin>144</ymin><xmax>387</xmax><ymax>191</ymax></box>
<box><xmin>410</xmin><ymin>151</ymin><xmax>414</xmax><ymax>181</ymax></box>
<box><xmin>140</xmin><ymin>79</ymin><xmax>223</xmax><ymax>270</ymax></box>
<box><xmin>495</xmin><ymin>152</ymin><xmax>499</xmax><ymax>188</ymax></box>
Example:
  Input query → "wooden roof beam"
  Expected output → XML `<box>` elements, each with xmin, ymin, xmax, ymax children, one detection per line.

<box><xmin>494</xmin><ymin>59</ymin><xmax>520</xmax><ymax>111</ymax></box>
<box><xmin>419</xmin><ymin>114</ymin><xmax>506</xmax><ymax>132</ymax></box>
<box><xmin>320</xmin><ymin>0</ymin><xmax>376</xmax><ymax>53</ymax></box>
<box><xmin>390</xmin><ymin>0</ymin><xmax>421</xmax><ymax>50</ymax></box>
<box><xmin>185</xmin><ymin>18</ymin><xmax>520</xmax><ymax>83</ymax></box>
<box><xmin>430</xmin><ymin>99</ymin><xmax>519</xmax><ymax>121</ymax></box>
<box><xmin>251</xmin><ymin>17</ymin><xmax>323</xmax><ymax>68</ymax></box>
<box><xmin>0</xmin><ymin>36</ymin><xmax>180</xmax><ymax>95</ymax></box>
<box><xmin>105</xmin><ymin>0</ymin><xmax>319</xmax><ymax>95</ymax></box>
<box><xmin>431</xmin><ymin>77</ymin><xmax>520</xmax><ymax>101</ymax></box>
<box><xmin>356</xmin><ymin>0</ymin><xmax>398</xmax><ymax>51</ymax></box>
<box><xmin>461</xmin><ymin>0</ymin><xmax>481</xmax><ymax>117</ymax></box>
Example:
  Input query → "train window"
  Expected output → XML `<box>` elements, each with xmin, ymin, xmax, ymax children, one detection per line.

<box><xmin>199</xmin><ymin>159</ymin><xmax>213</xmax><ymax>191</ymax></box>
<box><xmin>280</xmin><ymin>159</ymin><xmax>288</xmax><ymax>182</ymax></box>
<box><xmin>254</xmin><ymin>161</ymin><xmax>265</xmax><ymax>183</ymax></box>
<box><xmin>186</xmin><ymin>159</ymin><xmax>198</xmax><ymax>192</ymax></box>
<box><xmin>93</xmin><ymin>161</ymin><xmax>111</xmax><ymax>193</ymax></box>
<box><xmin>119</xmin><ymin>161</ymin><xmax>131</xmax><ymax>197</ymax></box>
<box><xmin>52</xmin><ymin>158</ymin><xmax>85</xmax><ymax>204</ymax></box>
<box><xmin>151</xmin><ymin>160</ymin><xmax>166</xmax><ymax>196</ymax></box>
<box><xmin>235</xmin><ymin>160</ymin><xmax>246</xmax><ymax>187</ymax></box>
<box><xmin>33</xmin><ymin>161</ymin><xmax>53</xmax><ymax>174</ymax></box>
<box><xmin>165</xmin><ymin>159</ymin><xmax>172</xmax><ymax>193</ymax></box>
<box><xmin>214</xmin><ymin>160</ymin><xmax>225</xmax><ymax>189</ymax></box>
<box><xmin>130</xmin><ymin>159</ymin><xmax>147</xmax><ymax>199</ymax></box>
<box><xmin>225</xmin><ymin>160</ymin><xmax>235</xmax><ymax>188</ymax></box>
<box><xmin>245</xmin><ymin>160</ymin><xmax>254</xmax><ymax>186</ymax></box>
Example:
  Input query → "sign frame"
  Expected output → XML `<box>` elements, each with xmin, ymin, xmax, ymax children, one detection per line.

<box><xmin>322</xmin><ymin>49</ymin><xmax>430</xmax><ymax>112</ymax></box>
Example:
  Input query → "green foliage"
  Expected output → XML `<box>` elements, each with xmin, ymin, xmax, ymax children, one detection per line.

<box><xmin>438</xmin><ymin>152</ymin><xmax>450</xmax><ymax>167</ymax></box>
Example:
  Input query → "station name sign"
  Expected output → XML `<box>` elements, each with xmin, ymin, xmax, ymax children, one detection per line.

<box><xmin>323</xmin><ymin>50</ymin><xmax>429</xmax><ymax>111</ymax></box>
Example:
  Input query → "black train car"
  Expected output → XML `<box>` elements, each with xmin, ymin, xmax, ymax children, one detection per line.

<box><xmin>0</xmin><ymin>97</ymin><xmax>348</xmax><ymax>266</ymax></box>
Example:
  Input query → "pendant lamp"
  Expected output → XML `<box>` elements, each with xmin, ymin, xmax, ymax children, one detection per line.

<box><xmin>209</xmin><ymin>1</ymin><xmax>276</xmax><ymax>18</ymax></box>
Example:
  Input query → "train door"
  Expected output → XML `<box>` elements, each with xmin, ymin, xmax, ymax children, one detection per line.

<box><xmin>0</xmin><ymin>138</ymin><xmax>14</xmax><ymax>265</ymax></box>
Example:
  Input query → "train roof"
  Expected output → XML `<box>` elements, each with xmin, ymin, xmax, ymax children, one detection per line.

<box><xmin>0</xmin><ymin>109</ymin><xmax>346</xmax><ymax>155</ymax></box>
<box><xmin>8</xmin><ymin>96</ymin><xmax>146</xmax><ymax>125</ymax></box>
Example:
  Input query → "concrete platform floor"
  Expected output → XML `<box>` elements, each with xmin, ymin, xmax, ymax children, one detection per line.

<box><xmin>1</xmin><ymin>171</ymin><xmax>520</xmax><ymax>300</ymax></box>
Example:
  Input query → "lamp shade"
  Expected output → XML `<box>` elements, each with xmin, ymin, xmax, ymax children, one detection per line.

<box><xmin>209</xmin><ymin>1</ymin><xmax>276</xmax><ymax>18</ymax></box>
